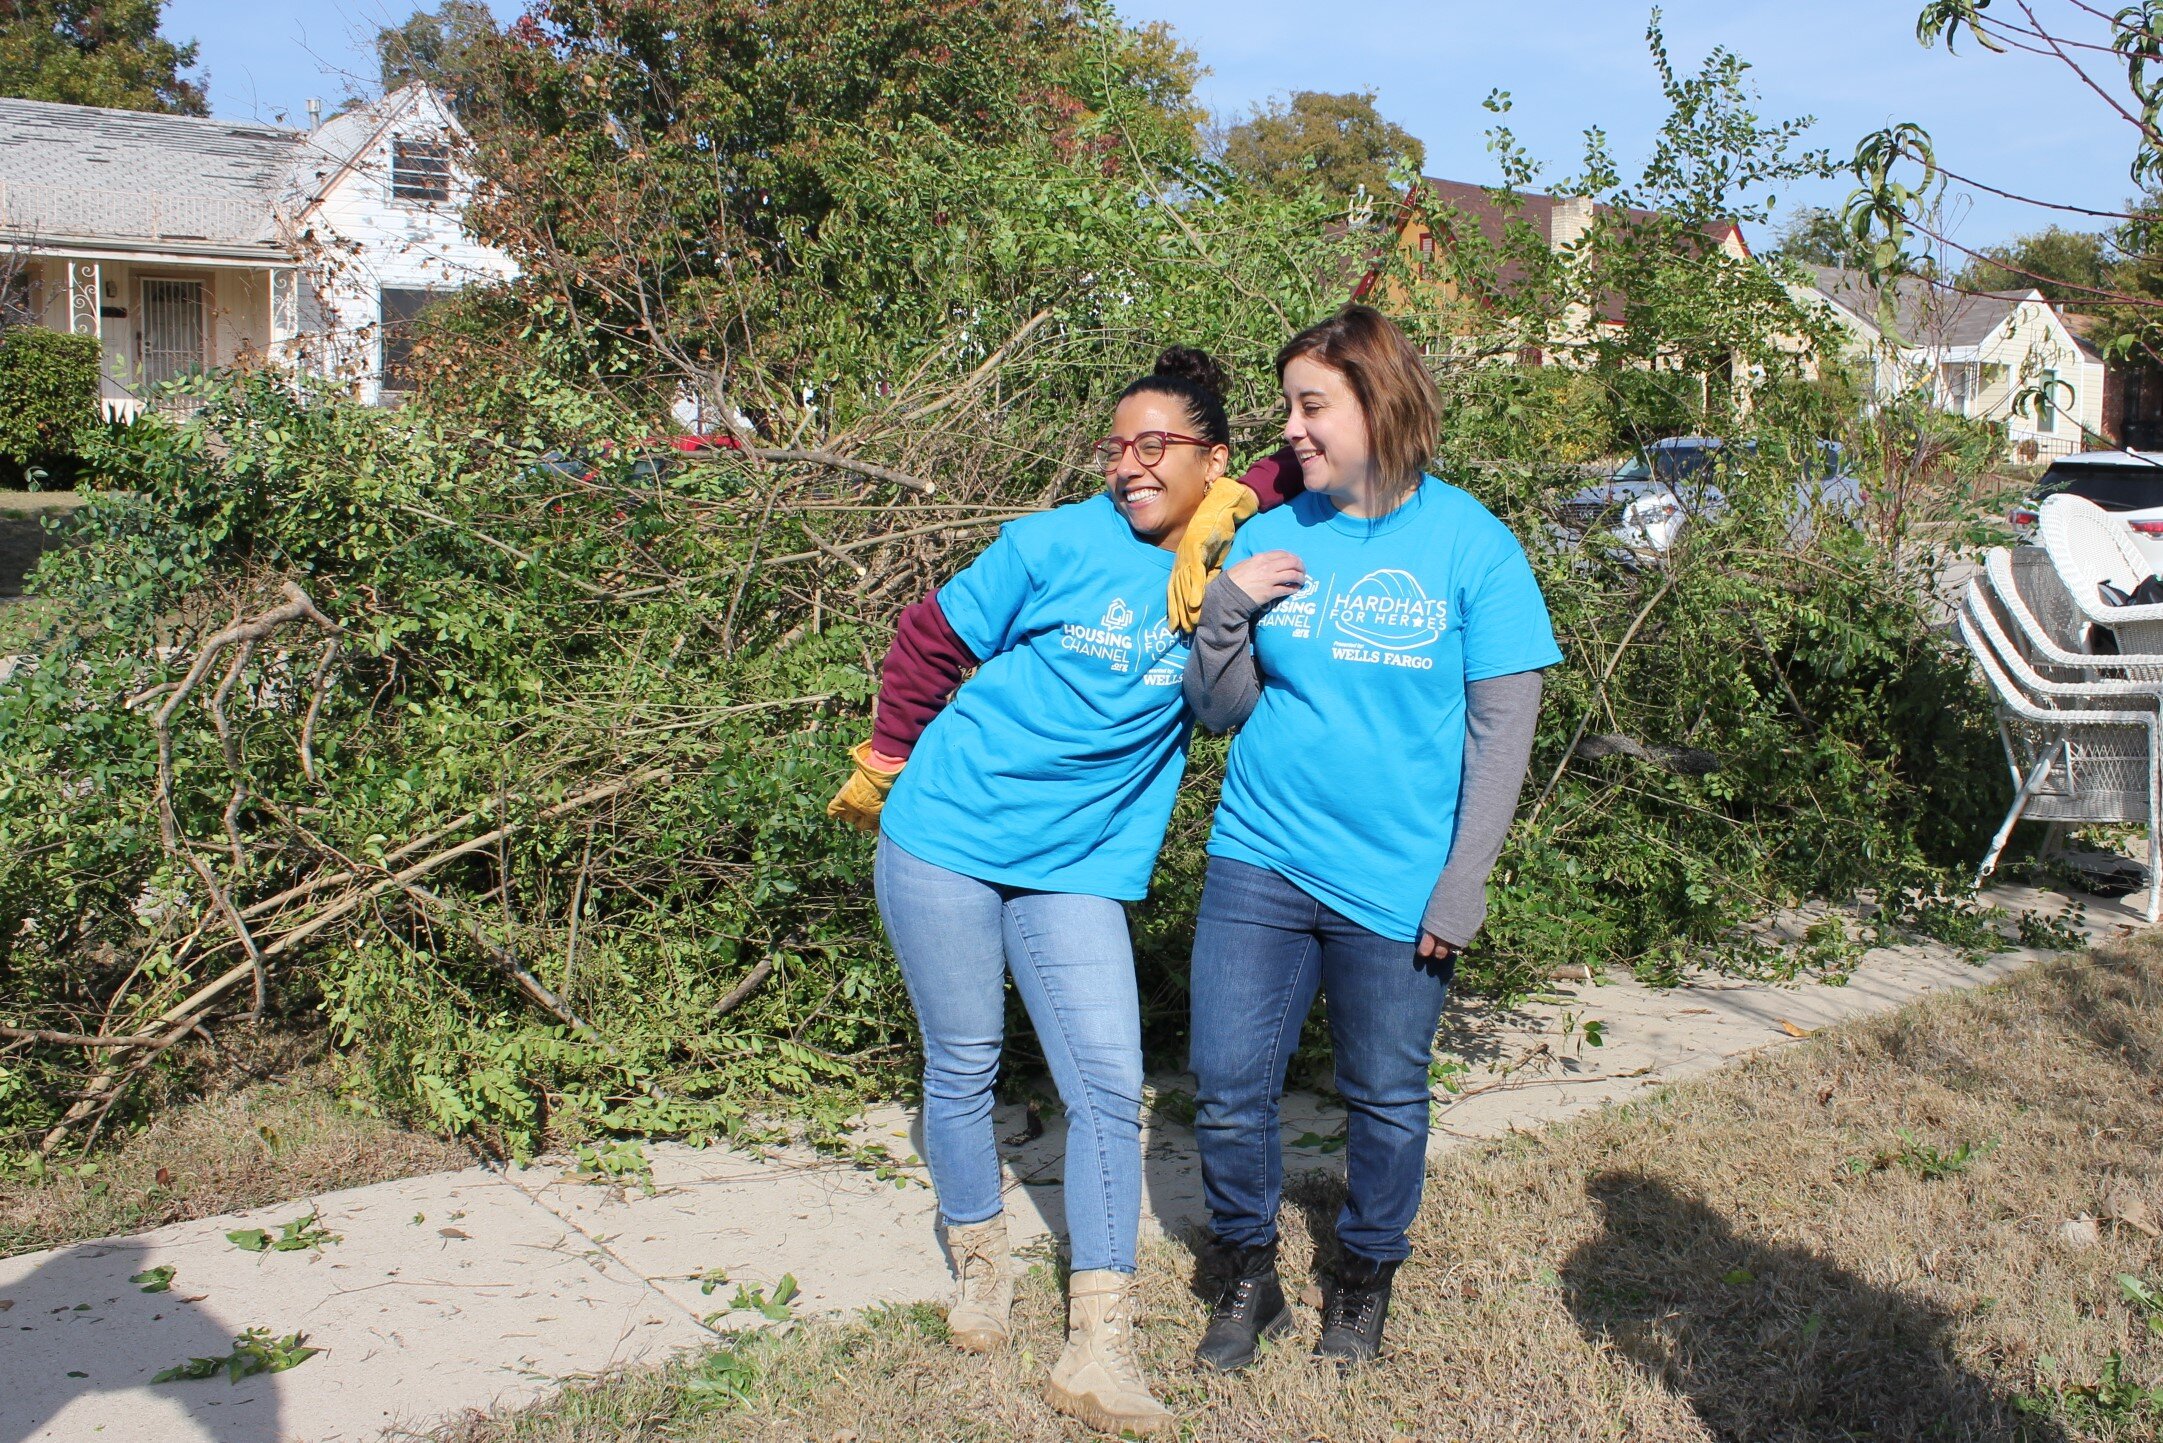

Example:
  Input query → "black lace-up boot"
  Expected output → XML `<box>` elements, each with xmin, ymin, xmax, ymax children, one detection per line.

<box><xmin>1192</xmin><ymin>1240</ymin><xmax>1294</xmax><ymax>1372</ymax></box>
<box><xmin>1314</xmin><ymin>1253</ymin><xmax>1399</xmax><ymax>1366</ymax></box>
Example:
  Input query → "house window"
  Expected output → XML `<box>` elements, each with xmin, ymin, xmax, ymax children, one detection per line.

<box><xmin>0</xmin><ymin>265</ymin><xmax>33</xmax><ymax>327</ymax></box>
<box><xmin>391</xmin><ymin>137</ymin><xmax>452</xmax><ymax>203</ymax></box>
<box><xmin>379</xmin><ymin>287</ymin><xmax>451</xmax><ymax>392</ymax></box>
<box><xmin>1943</xmin><ymin>362</ymin><xmax>1972</xmax><ymax>414</ymax></box>
<box><xmin>2037</xmin><ymin>368</ymin><xmax>2059</xmax><ymax>433</ymax></box>
<box><xmin>1419</xmin><ymin>231</ymin><xmax>1436</xmax><ymax>257</ymax></box>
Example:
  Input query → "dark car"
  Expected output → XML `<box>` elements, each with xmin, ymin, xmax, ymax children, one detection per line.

<box><xmin>2009</xmin><ymin>450</ymin><xmax>2163</xmax><ymax>568</ymax></box>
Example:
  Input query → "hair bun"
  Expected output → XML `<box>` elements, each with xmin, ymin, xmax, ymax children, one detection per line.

<box><xmin>1152</xmin><ymin>346</ymin><xmax>1229</xmax><ymax>401</ymax></box>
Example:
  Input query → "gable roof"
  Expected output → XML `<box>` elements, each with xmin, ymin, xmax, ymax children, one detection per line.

<box><xmin>1398</xmin><ymin>177</ymin><xmax>1749</xmax><ymax>323</ymax></box>
<box><xmin>0</xmin><ymin>97</ymin><xmax>298</xmax><ymax>254</ymax></box>
<box><xmin>1805</xmin><ymin>265</ymin><xmax>2027</xmax><ymax>349</ymax></box>
<box><xmin>0</xmin><ymin>86</ymin><xmax>467</xmax><ymax>259</ymax></box>
<box><xmin>1416</xmin><ymin>177</ymin><xmax>1746</xmax><ymax>254</ymax></box>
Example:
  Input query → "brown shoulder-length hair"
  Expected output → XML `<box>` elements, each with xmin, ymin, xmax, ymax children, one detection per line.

<box><xmin>1276</xmin><ymin>304</ymin><xmax>1438</xmax><ymax>510</ymax></box>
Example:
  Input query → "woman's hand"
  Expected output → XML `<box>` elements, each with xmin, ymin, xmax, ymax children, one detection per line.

<box><xmin>1415</xmin><ymin>932</ymin><xmax>1459</xmax><ymax>963</ymax></box>
<box><xmin>1227</xmin><ymin>550</ymin><xmax>1306</xmax><ymax>607</ymax></box>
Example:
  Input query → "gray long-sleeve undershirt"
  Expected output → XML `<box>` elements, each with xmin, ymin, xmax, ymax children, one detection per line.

<box><xmin>1183</xmin><ymin>569</ymin><xmax>1546</xmax><ymax>949</ymax></box>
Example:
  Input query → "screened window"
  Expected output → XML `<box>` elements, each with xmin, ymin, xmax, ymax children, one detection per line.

<box><xmin>2037</xmin><ymin>369</ymin><xmax>2060</xmax><ymax>433</ymax></box>
<box><xmin>379</xmin><ymin>287</ymin><xmax>450</xmax><ymax>392</ymax></box>
<box><xmin>391</xmin><ymin>137</ymin><xmax>451</xmax><ymax>203</ymax></box>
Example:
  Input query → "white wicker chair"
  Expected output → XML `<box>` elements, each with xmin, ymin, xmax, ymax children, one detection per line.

<box><xmin>1956</xmin><ymin>603</ymin><xmax>2163</xmax><ymax>921</ymax></box>
<box><xmin>1963</xmin><ymin>580</ymin><xmax>2163</xmax><ymax>708</ymax></box>
<box><xmin>2037</xmin><ymin>493</ymin><xmax>2163</xmax><ymax>654</ymax></box>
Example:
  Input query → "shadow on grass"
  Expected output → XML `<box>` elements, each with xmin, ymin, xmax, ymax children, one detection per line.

<box><xmin>1563</xmin><ymin>1170</ymin><xmax>2060</xmax><ymax>1442</ymax></box>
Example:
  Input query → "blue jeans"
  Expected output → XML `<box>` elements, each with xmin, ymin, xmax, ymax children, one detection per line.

<box><xmin>873</xmin><ymin>836</ymin><xmax>1145</xmax><ymax>1274</ymax></box>
<box><xmin>1188</xmin><ymin>856</ymin><xmax>1453</xmax><ymax>1264</ymax></box>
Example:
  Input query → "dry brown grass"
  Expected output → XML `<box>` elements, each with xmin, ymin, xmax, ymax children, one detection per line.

<box><xmin>440</xmin><ymin>938</ymin><xmax>2163</xmax><ymax>1442</ymax></box>
<box><xmin>1</xmin><ymin>1029</ymin><xmax>473</xmax><ymax>1256</ymax></box>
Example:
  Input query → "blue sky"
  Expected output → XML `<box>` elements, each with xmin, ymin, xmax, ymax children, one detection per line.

<box><xmin>162</xmin><ymin>0</ymin><xmax>2123</xmax><ymax>253</ymax></box>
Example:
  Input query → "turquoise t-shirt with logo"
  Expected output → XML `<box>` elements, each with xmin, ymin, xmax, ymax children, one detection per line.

<box><xmin>880</xmin><ymin>493</ymin><xmax>1193</xmax><ymax>899</ymax></box>
<box><xmin>1209</xmin><ymin>477</ymin><xmax>1562</xmax><ymax>940</ymax></box>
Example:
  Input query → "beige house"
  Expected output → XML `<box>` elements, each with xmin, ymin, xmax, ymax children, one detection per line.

<box><xmin>1800</xmin><ymin>266</ymin><xmax>2106</xmax><ymax>458</ymax></box>
<box><xmin>0</xmin><ymin>85</ymin><xmax>515</xmax><ymax>416</ymax></box>
<box><xmin>1366</xmin><ymin>177</ymin><xmax>1756</xmax><ymax>362</ymax></box>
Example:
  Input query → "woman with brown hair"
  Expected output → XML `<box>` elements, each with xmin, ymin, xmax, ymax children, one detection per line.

<box><xmin>1181</xmin><ymin>305</ymin><xmax>1560</xmax><ymax>1369</ymax></box>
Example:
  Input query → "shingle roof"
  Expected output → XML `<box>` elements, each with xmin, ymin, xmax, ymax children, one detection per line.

<box><xmin>1409</xmin><ymin>178</ymin><xmax>1747</xmax><ymax>322</ymax></box>
<box><xmin>0</xmin><ymin>97</ymin><xmax>302</xmax><ymax>252</ymax></box>
<box><xmin>1806</xmin><ymin>264</ymin><xmax>2024</xmax><ymax>348</ymax></box>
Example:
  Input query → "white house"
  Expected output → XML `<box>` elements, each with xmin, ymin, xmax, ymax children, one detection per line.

<box><xmin>1799</xmin><ymin>265</ymin><xmax>2106</xmax><ymax>459</ymax></box>
<box><xmin>0</xmin><ymin>84</ymin><xmax>516</xmax><ymax>414</ymax></box>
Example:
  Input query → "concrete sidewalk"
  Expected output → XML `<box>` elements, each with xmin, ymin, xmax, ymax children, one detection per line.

<box><xmin>0</xmin><ymin>883</ymin><xmax>2135</xmax><ymax>1443</ymax></box>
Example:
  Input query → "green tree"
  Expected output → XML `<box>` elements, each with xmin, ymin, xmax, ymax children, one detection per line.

<box><xmin>0</xmin><ymin>0</ymin><xmax>206</xmax><ymax>114</ymax></box>
<box><xmin>1771</xmin><ymin>205</ymin><xmax>1868</xmax><ymax>268</ymax></box>
<box><xmin>449</xmin><ymin>0</ymin><xmax>1212</xmax><ymax>425</ymax></box>
<box><xmin>1959</xmin><ymin>225</ymin><xmax>2111</xmax><ymax>301</ymax></box>
<box><xmin>1216</xmin><ymin>89</ymin><xmax>1424</xmax><ymax>202</ymax></box>
<box><xmin>376</xmin><ymin>0</ymin><xmax>497</xmax><ymax>113</ymax></box>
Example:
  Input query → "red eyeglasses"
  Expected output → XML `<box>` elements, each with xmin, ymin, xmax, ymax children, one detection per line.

<box><xmin>1093</xmin><ymin>431</ymin><xmax>1214</xmax><ymax>470</ymax></box>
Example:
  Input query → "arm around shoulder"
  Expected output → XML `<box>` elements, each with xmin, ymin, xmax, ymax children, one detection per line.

<box><xmin>1183</xmin><ymin>571</ymin><xmax>1269</xmax><ymax>734</ymax></box>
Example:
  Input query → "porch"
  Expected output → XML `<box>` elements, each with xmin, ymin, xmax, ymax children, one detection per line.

<box><xmin>13</xmin><ymin>251</ymin><xmax>303</xmax><ymax>420</ymax></box>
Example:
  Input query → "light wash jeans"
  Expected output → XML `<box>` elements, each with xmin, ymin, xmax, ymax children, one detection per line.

<box><xmin>874</xmin><ymin>835</ymin><xmax>1145</xmax><ymax>1274</ymax></box>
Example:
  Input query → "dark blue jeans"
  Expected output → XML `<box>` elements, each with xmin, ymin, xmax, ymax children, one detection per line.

<box><xmin>1188</xmin><ymin>856</ymin><xmax>1453</xmax><ymax>1265</ymax></box>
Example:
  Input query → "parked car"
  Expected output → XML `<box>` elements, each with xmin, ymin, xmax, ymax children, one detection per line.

<box><xmin>2008</xmin><ymin>450</ymin><xmax>2163</xmax><ymax>571</ymax></box>
<box><xmin>1556</xmin><ymin>437</ymin><xmax>1863</xmax><ymax>554</ymax></box>
<box><xmin>529</xmin><ymin>431</ymin><xmax>744</xmax><ymax>491</ymax></box>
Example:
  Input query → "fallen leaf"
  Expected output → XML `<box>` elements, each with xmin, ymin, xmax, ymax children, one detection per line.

<box><xmin>130</xmin><ymin>1266</ymin><xmax>175</xmax><ymax>1294</ymax></box>
<box><xmin>153</xmin><ymin>1167</ymin><xmax>171</xmax><ymax>1188</ymax></box>
<box><xmin>1679</xmin><ymin>1007</ymin><xmax>1713</xmax><ymax>1015</ymax></box>
<box><xmin>1776</xmin><ymin>1019</ymin><xmax>1815</xmax><ymax>1039</ymax></box>
<box><xmin>66</xmin><ymin>1370</ymin><xmax>86</xmax><ymax>1378</ymax></box>
<box><xmin>1816</xmin><ymin>1086</ymin><xmax>1835</xmax><ymax>1106</ymax></box>
<box><xmin>2055</xmin><ymin>1215</ymin><xmax>2102</xmax><ymax>1250</ymax></box>
<box><xmin>438</xmin><ymin>1228</ymin><xmax>470</xmax><ymax>1240</ymax></box>
<box><xmin>1548</xmin><ymin>963</ymin><xmax>1593</xmax><ymax>982</ymax></box>
<box><xmin>1720</xmin><ymin>1268</ymin><xmax>1756</xmax><ymax>1286</ymax></box>
<box><xmin>2107</xmin><ymin>1194</ymin><xmax>2161</xmax><ymax>1239</ymax></box>
<box><xmin>0</xmin><ymin>1300</ymin><xmax>14</xmax><ymax>1313</ymax></box>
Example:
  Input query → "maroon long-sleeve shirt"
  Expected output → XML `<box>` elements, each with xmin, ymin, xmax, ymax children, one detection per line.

<box><xmin>869</xmin><ymin>448</ymin><xmax>1303</xmax><ymax>759</ymax></box>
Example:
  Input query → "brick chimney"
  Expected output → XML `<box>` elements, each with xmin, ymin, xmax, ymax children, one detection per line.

<box><xmin>1548</xmin><ymin>195</ymin><xmax>1596</xmax><ymax>253</ymax></box>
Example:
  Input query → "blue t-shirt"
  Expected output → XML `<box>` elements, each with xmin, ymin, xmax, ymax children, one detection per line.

<box><xmin>1209</xmin><ymin>477</ymin><xmax>1562</xmax><ymax>940</ymax></box>
<box><xmin>880</xmin><ymin>493</ymin><xmax>1194</xmax><ymax>899</ymax></box>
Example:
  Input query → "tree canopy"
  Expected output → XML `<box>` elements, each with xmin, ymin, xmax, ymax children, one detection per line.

<box><xmin>1958</xmin><ymin>225</ymin><xmax>2112</xmax><ymax>302</ymax></box>
<box><xmin>1216</xmin><ymin>89</ymin><xmax>1424</xmax><ymax>203</ymax></box>
<box><xmin>376</xmin><ymin>0</ymin><xmax>497</xmax><ymax>113</ymax></box>
<box><xmin>1770</xmin><ymin>205</ymin><xmax>1869</xmax><ymax>269</ymax></box>
<box><xmin>0</xmin><ymin>0</ymin><xmax>206</xmax><ymax>114</ymax></box>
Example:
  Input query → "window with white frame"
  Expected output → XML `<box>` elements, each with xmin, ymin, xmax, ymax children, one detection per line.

<box><xmin>2038</xmin><ymin>368</ymin><xmax>2059</xmax><ymax>433</ymax></box>
<box><xmin>390</xmin><ymin>137</ymin><xmax>452</xmax><ymax>203</ymax></box>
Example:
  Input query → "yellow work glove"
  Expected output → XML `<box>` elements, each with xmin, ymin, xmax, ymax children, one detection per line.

<box><xmin>1168</xmin><ymin>479</ymin><xmax>1258</xmax><ymax>633</ymax></box>
<box><xmin>826</xmin><ymin>740</ymin><xmax>905</xmax><ymax>833</ymax></box>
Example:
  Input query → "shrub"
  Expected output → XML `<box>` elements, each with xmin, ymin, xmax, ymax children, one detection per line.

<box><xmin>0</xmin><ymin>328</ymin><xmax>103</xmax><ymax>487</ymax></box>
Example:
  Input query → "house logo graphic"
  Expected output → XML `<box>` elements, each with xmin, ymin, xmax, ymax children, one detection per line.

<box><xmin>1329</xmin><ymin>569</ymin><xmax>1447</xmax><ymax>651</ymax></box>
<box><xmin>1101</xmin><ymin>598</ymin><xmax>1135</xmax><ymax>631</ymax></box>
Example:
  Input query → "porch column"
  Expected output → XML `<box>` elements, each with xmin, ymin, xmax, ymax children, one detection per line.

<box><xmin>65</xmin><ymin>260</ymin><xmax>100</xmax><ymax>343</ymax></box>
<box><xmin>269</xmin><ymin>266</ymin><xmax>302</xmax><ymax>373</ymax></box>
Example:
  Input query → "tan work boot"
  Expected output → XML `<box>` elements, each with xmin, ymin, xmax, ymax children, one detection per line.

<box><xmin>1044</xmin><ymin>1269</ymin><xmax>1174</xmax><ymax>1437</ymax></box>
<box><xmin>944</xmin><ymin>1215</ymin><xmax>1012</xmax><ymax>1352</ymax></box>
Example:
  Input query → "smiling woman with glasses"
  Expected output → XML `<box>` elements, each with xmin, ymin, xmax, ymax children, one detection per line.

<box><xmin>821</xmin><ymin>347</ymin><xmax>1300</xmax><ymax>1437</ymax></box>
<box><xmin>1093</xmin><ymin>430</ymin><xmax>1219</xmax><ymax>468</ymax></box>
